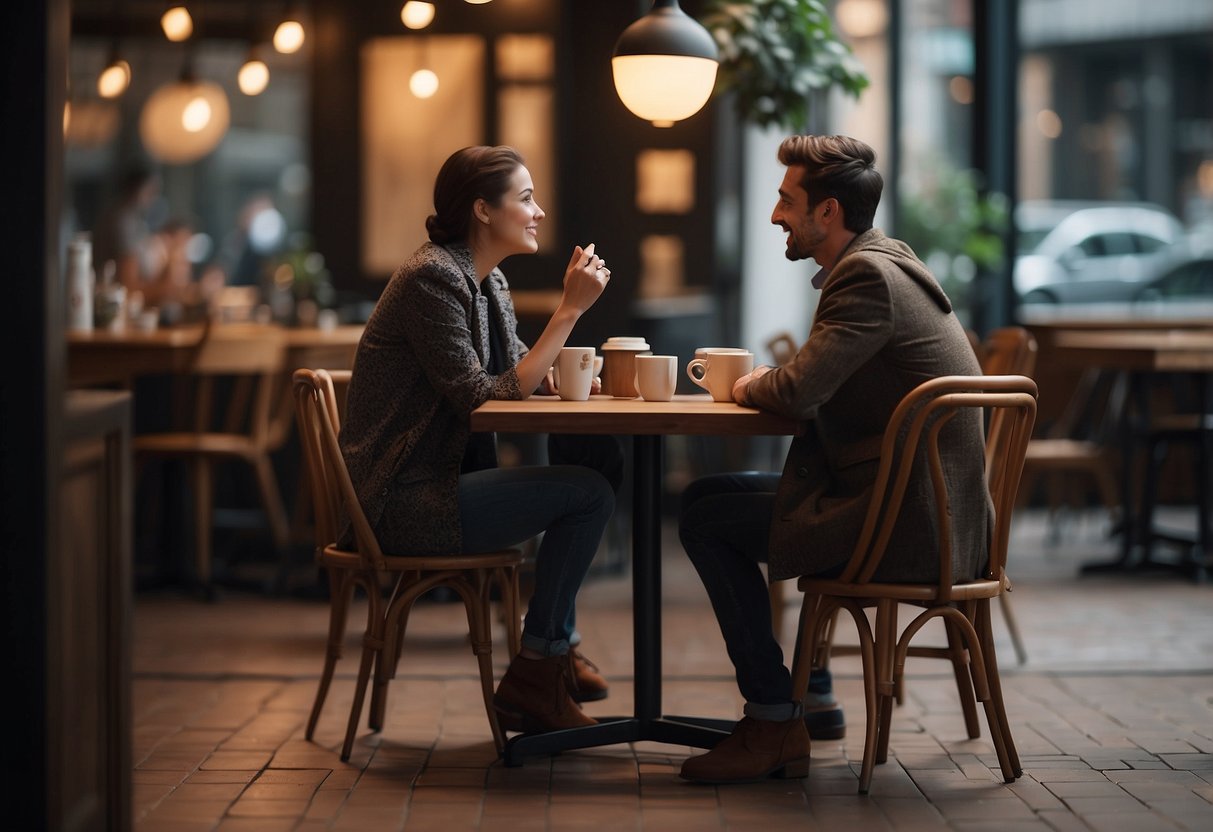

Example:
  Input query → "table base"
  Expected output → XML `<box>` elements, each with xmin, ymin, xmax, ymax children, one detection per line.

<box><xmin>501</xmin><ymin>716</ymin><xmax>733</xmax><ymax>767</ymax></box>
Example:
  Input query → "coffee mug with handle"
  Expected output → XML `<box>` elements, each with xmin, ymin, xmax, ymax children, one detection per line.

<box><xmin>552</xmin><ymin>346</ymin><xmax>596</xmax><ymax>401</ymax></box>
<box><xmin>686</xmin><ymin>349</ymin><xmax>754</xmax><ymax>402</ymax></box>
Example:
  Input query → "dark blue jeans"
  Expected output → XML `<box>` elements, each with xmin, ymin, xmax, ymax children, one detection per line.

<box><xmin>459</xmin><ymin>464</ymin><xmax>614</xmax><ymax>657</ymax></box>
<box><xmin>679</xmin><ymin>472</ymin><xmax>832</xmax><ymax>721</ymax></box>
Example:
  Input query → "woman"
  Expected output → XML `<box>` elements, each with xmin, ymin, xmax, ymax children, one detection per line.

<box><xmin>341</xmin><ymin>146</ymin><xmax>614</xmax><ymax>733</ymax></box>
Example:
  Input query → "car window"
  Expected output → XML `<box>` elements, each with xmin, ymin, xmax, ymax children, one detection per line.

<box><xmin>1016</xmin><ymin>228</ymin><xmax>1051</xmax><ymax>255</ymax></box>
<box><xmin>1132</xmin><ymin>233</ymin><xmax>1170</xmax><ymax>254</ymax></box>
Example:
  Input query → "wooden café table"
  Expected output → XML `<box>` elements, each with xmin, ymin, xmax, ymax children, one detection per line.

<box><xmin>471</xmin><ymin>394</ymin><xmax>799</xmax><ymax>766</ymax></box>
<box><xmin>67</xmin><ymin>322</ymin><xmax>365</xmax><ymax>387</ymax></box>
<box><xmin>1052</xmin><ymin>329</ymin><xmax>1213</xmax><ymax>580</ymax></box>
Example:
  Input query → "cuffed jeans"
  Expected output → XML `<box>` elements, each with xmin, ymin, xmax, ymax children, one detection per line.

<box><xmin>459</xmin><ymin>464</ymin><xmax>614</xmax><ymax>657</ymax></box>
<box><xmin>679</xmin><ymin>472</ymin><xmax>833</xmax><ymax>721</ymax></box>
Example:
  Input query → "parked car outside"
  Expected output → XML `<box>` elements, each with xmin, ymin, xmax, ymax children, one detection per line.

<box><xmin>1014</xmin><ymin>200</ymin><xmax>1185</xmax><ymax>303</ymax></box>
<box><xmin>1131</xmin><ymin>252</ymin><xmax>1213</xmax><ymax>305</ymax></box>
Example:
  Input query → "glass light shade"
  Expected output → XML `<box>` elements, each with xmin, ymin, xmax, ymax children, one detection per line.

<box><xmin>161</xmin><ymin>7</ymin><xmax>193</xmax><ymax>42</ymax></box>
<box><xmin>139</xmin><ymin>79</ymin><xmax>230</xmax><ymax>164</ymax></box>
<box><xmin>401</xmin><ymin>1</ymin><xmax>435</xmax><ymax>29</ymax></box>
<box><xmin>409</xmin><ymin>68</ymin><xmax>439</xmax><ymax>98</ymax></box>
<box><xmin>612</xmin><ymin>0</ymin><xmax>719</xmax><ymax>124</ymax></box>
<box><xmin>611</xmin><ymin>55</ymin><xmax>718</xmax><ymax>123</ymax></box>
<box><xmin>273</xmin><ymin>20</ymin><xmax>305</xmax><ymax>54</ymax></box>
<box><xmin>97</xmin><ymin>59</ymin><xmax>131</xmax><ymax>98</ymax></box>
<box><xmin>465</xmin><ymin>0</ymin><xmax>493</xmax><ymax>4</ymax></box>
<box><xmin>238</xmin><ymin>59</ymin><xmax>270</xmax><ymax>95</ymax></box>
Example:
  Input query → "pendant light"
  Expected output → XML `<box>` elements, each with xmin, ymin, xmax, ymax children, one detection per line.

<box><xmin>400</xmin><ymin>2</ymin><xmax>436</xmax><ymax>30</ymax></box>
<box><xmin>238</xmin><ymin>46</ymin><xmax>270</xmax><ymax>96</ymax></box>
<box><xmin>161</xmin><ymin>5</ymin><xmax>194</xmax><ymax>42</ymax></box>
<box><xmin>274</xmin><ymin>4</ymin><xmax>306</xmax><ymax>55</ymax></box>
<box><xmin>140</xmin><ymin>55</ymin><xmax>230</xmax><ymax>164</ymax></box>
<box><xmin>611</xmin><ymin>0</ymin><xmax>719</xmax><ymax>127</ymax></box>
<box><xmin>97</xmin><ymin>41</ymin><xmax>131</xmax><ymax>99</ymax></box>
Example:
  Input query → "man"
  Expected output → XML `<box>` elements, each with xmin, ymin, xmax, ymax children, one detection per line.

<box><xmin>678</xmin><ymin>135</ymin><xmax>988</xmax><ymax>784</ymax></box>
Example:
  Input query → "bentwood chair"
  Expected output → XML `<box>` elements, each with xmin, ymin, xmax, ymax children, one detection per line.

<box><xmin>977</xmin><ymin>327</ymin><xmax>1038</xmax><ymax>665</ymax></box>
<box><xmin>134</xmin><ymin>322</ymin><xmax>291</xmax><ymax>593</ymax></box>
<box><xmin>791</xmin><ymin>375</ymin><xmax>1037</xmax><ymax>794</ymax></box>
<box><xmin>292</xmin><ymin>369</ymin><xmax>523</xmax><ymax>759</ymax></box>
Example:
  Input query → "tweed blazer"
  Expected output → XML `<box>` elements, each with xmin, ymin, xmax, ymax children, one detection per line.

<box><xmin>340</xmin><ymin>242</ymin><xmax>527</xmax><ymax>554</ymax></box>
<box><xmin>747</xmin><ymin>229</ymin><xmax>991</xmax><ymax>583</ymax></box>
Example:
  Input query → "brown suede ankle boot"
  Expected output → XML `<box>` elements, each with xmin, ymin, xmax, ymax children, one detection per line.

<box><xmin>493</xmin><ymin>654</ymin><xmax>598</xmax><ymax>733</ymax></box>
<box><xmin>679</xmin><ymin>716</ymin><xmax>810</xmax><ymax>784</ymax></box>
<box><xmin>569</xmin><ymin>650</ymin><xmax>609</xmax><ymax>702</ymax></box>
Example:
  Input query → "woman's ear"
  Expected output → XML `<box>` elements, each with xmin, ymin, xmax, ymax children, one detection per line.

<box><xmin>473</xmin><ymin>198</ymin><xmax>491</xmax><ymax>225</ymax></box>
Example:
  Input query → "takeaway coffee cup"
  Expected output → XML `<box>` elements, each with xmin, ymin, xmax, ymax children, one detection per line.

<box><xmin>686</xmin><ymin>349</ymin><xmax>754</xmax><ymax>402</ymax></box>
<box><xmin>600</xmin><ymin>336</ymin><xmax>651</xmax><ymax>397</ymax></box>
<box><xmin>634</xmin><ymin>354</ymin><xmax>678</xmax><ymax>402</ymax></box>
<box><xmin>552</xmin><ymin>346</ymin><xmax>596</xmax><ymax>401</ymax></box>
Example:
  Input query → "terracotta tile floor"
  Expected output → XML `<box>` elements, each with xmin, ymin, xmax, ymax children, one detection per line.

<box><xmin>133</xmin><ymin>509</ymin><xmax>1213</xmax><ymax>830</ymax></box>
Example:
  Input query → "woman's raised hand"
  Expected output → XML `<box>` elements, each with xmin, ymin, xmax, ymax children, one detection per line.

<box><xmin>561</xmin><ymin>243</ymin><xmax>610</xmax><ymax>315</ymax></box>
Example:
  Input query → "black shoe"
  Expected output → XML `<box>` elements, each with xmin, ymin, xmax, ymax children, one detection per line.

<box><xmin>804</xmin><ymin>705</ymin><xmax>845</xmax><ymax>740</ymax></box>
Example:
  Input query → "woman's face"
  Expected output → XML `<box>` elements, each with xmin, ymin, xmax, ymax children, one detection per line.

<box><xmin>482</xmin><ymin>165</ymin><xmax>545</xmax><ymax>256</ymax></box>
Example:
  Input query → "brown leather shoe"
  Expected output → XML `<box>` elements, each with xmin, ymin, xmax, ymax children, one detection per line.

<box><xmin>493</xmin><ymin>654</ymin><xmax>598</xmax><ymax>734</ymax></box>
<box><xmin>680</xmin><ymin>716</ymin><xmax>810</xmax><ymax>784</ymax></box>
<box><xmin>569</xmin><ymin>650</ymin><xmax>609</xmax><ymax>702</ymax></box>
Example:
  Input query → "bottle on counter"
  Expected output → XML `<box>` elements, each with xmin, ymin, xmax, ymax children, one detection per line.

<box><xmin>66</xmin><ymin>232</ymin><xmax>94</xmax><ymax>332</ymax></box>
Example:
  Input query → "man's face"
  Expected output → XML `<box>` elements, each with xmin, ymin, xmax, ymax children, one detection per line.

<box><xmin>771</xmin><ymin>165</ymin><xmax>826</xmax><ymax>263</ymax></box>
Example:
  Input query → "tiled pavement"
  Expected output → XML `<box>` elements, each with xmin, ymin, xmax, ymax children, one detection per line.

<box><xmin>132</xmin><ymin>509</ymin><xmax>1213</xmax><ymax>830</ymax></box>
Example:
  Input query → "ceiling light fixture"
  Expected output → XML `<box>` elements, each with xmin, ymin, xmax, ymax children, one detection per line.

<box><xmin>401</xmin><ymin>1</ymin><xmax>436</xmax><ymax>30</ymax></box>
<box><xmin>238</xmin><ymin>47</ymin><xmax>270</xmax><ymax>96</ymax></box>
<box><xmin>161</xmin><ymin>6</ymin><xmax>194</xmax><ymax>42</ymax></box>
<box><xmin>97</xmin><ymin>42</ymin><xmax>131</xmax><ymax>99</ymax></box>
<box><xmin>611</xmin><ymin>0</ymin><xmax>719</xmax><ymax>127</ymax></box>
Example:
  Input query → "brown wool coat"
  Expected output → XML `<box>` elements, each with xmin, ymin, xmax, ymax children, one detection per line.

<box><xmin>339</xmin><ymin>243</ymin><xmax>527</xmax><ymax>554</ymax></box>
<box><xmin>747</xmin><ymin>229</ymin><xmax>991</xmax><ymax>583</ymax></box>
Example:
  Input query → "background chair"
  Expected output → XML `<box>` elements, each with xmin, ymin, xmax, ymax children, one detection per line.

<box><xmin>293</xmin><ymin>369</ymin><xmax>523</xmax><ymax>760</ymax></box>
<box><xmin>976</xmin><ymin>327</ymin><xmax>1038</xmax><ymax>665</ymax></box>
<box><xmin>134</xmin><ymin>322</ymin><xmax>290</xmax><ymax>595</ymax></box>
<box><xmin>791</xmin><ymin>375</ymin><xmax>1037</xmax><ymax>794</ymax></box>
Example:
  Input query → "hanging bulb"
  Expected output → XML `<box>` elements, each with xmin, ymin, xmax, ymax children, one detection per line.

<box><xmin>401</xmin><ymin>1</ymin><xmax>436</xmax><ymax>30</ymax></box>
<box><xmin>238</xmin><ymin>49</ymin><xmax>270</xmax><ymax>96</ymax></box>
<box><xmin>97</xmin><ymin>58</ymin><xmax>131</xmax><ymax>99</ymax></box>
<box><xmin>274</xmin><ymin>19</ymin><xmax>305</xmax><ymax>54</ymax></box>
<box><xmin>465</xmin><ymin>0</ymin><xmax>493</xmax><ymax>4</ymax></box>
<box><xmin>409</xmin><ymin>68</ymin><xmax>439</xmax><ymax>99</ymax></box>
<box><xmin>161</xmin><ymin>6</ymin><xmax>194</xmax><ymax>42</ymax></box>
<box><xmin>612</xmin><ymin>0</ymin><xmax>719</xmax><ymax>124</ymax></box>
<box><xmin>182</xmin><ymin>95</ymin><xmax>212</xmax><ymax>132</ymax></box>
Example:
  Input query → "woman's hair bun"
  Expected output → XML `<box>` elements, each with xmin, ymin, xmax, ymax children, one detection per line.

<box><xmin>425</xmin><ymin>213</ymin><xmax>451</xmax><ymax>244</ymax></box>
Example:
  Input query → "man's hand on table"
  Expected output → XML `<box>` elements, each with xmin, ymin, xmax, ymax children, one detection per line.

<box><xmin>732</xmin><ymin>365</ymin><xmax>772</xmax><ymax>406</ymax></box>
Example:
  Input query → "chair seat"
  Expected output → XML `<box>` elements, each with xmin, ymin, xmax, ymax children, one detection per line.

<box><xmin>798</xmin><ymin>577</ymin><xmax>1003</xmax><ymax>602</ymax></box>
<box><xmin>1025</xmin><ymin>438</ymin><xmax>1106</xmax><ymax>465</ymax></box>
<box><xmin>321</xmin><ymin>544</ymin><xmax>524</xmax><ymax>572</ymax></box>
<box><xmin>134</xmin><ymin>432</ymin><xmax>261</xmax><ymax>457</ymax></box>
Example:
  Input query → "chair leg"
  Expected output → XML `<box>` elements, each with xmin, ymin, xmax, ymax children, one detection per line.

<box><xmin>769</xmin><ymin>580</ymin><xmax>785</xmax><ymax>641</ymax></box>
<box><xmin>874</xmin><ymin>599</ymin><xmax>898</xmax><ymax>766</ymax></box>
<box><xmin>306</xmin><ymin>568</ymin><xmax>357</xmax><ymax>741</ymax></box>
<box><xmin>192</xmin><ymin>457</ymin><xmax>213</xmax><ymax>592</ymax></box>
<box><xmin>976</xmin><ymin>601</ymin><xmax>1022</xmax><ymax>779</ymax></box>
<box><xmin>496</xmin><ymin>566</ymin><xmax>522</xmax><ymax>658</ymax></box>
<box><xmin>251</xmin><ymin>454</ymin><xmax>290</xmax><ymax>550</ymax></box>
<box><xmin>998</xmin><ymin>592</ymin><xmax>1028</xmax><ymax>666</ymax></box>
<box><xmin>945</xmin><ymin>616</ymin><xmax>981</xmax><ymax>739</ymax></box>
<box><xmin>466</xmin><ymin>571</ymin><xmax>507</xmax><ymax>755</ymax></box>
<box><xmin>845</xmin><ymin>603</ymin><xmax>879</xmax><ymax>795</ymax></box>
<box><xmin>341</xmin><ymin>591</ymin><xmax>384</xmax><ymax>762</ymax></box>
<box><xmin>372</xmin><ymin>581</ymin><xmax>425</xmax><ymax>733</ymax></box>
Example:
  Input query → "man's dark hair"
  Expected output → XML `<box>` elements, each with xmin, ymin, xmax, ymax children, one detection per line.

<box><xmin>777</xmin><ymin>135</ymin><xmax>882</xmax><ymax>233</ymax></box>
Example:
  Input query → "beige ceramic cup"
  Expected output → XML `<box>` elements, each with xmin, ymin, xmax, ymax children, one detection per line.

<box><xmin>634</xmin><ymin>354</ymin><xmax>678</xmax><ymax>402</ymax></box>
<box><xmin>553</xmin><ymin>346</ymin><xmax>596</xmax><ymax>401</ymax></box>
<box><xmin>686</xmin><ymin>349</ymin><xmax>754</xmax><ymax>402</ymax></box>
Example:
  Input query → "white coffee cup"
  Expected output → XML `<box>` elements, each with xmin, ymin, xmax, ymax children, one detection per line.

<box><xmin>552</xmin><ymin>346</ymin><xmax>596</xmax><ymax>401</ymax></box>
<box><xmin>635</xmin><ymin>354</ymin><xmax>678</xmax><ymax>402</ymax></box>
<box><xmin>686</xmin><ymin>349</ymin><xmax>754</xmax><ymax>402</ymax></box>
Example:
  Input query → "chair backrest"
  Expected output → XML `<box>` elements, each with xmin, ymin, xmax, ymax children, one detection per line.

<box><xmin>185</xmin><ymin>322</ymin><xmax>287</xmax><ymax>442</ymax></box>
<box><xmin>766</xmin><ymin>331</ymin><xmax>799</xmax><ymax>366</ymax></box>
<box><xmin>293</xmin><ymin>368</ymin><xmax>386</xmax><ymax>570</ymax></box>
<box><xmin>842</xmin><ymin>375</ymin><xmax>1038</xmax><ymax>597</ymax></box>
<box><xmin>979</xmin><ymin>327</ymin><xmax>1038</xmax><ymax>377</ymax></box>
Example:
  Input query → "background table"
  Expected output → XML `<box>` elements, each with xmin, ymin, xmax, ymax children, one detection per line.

<box><xmin>1052</xmin><ymin>330</ymin><xmax>1213</xmax><ymax>580</ymax></box>
<box><xmin>472</xmin><ymin>394</ymin><xmax>799</xmax><ymax>765</ymax></box>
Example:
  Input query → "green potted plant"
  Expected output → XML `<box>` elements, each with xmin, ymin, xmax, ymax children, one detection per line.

<box><xmin>700</xmin><ymin>0</ymin><xmax>869</xmax><ymax>131</ymax></box>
